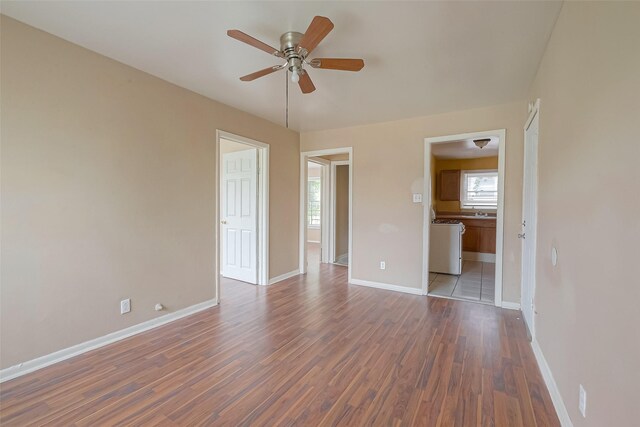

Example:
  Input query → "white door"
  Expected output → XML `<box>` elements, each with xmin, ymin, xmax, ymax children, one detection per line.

<box><xmin>521</xmin><ymin>110</ymin><xmax>539</xmax><ymax>338</ymax></box>
<box><xmin>221</xmin><ymin>149</ymin><xmax>258</xmax><ymax>284</ymax></box>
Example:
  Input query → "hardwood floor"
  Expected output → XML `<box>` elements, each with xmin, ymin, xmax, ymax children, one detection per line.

<box><xmin>0</xmin><ymin>261</ymin><xmax>559</xmax><ymax>426</ymax></box>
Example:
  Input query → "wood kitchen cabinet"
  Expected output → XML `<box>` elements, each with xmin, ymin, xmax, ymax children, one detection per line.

<box><xmin>461</xmin><ymin>218</ymin><xmax>496</xmax><ymax>254</ymax></box>
<box><xmin>438</xmin><ymin>216</ymin><xmax>496</xmax><ymax>254</ymax></box>
<box><xmin>478</xmin><ymin>227</ymin><xmax>497</xmax><ymax>253</ymax></box>
<box><xmin>462</xmin><ymin>225</ymin><xmax>481</xmax><ymax>252</ymax></box>
<box><xmin>439</xmin><ymin>170</ymin><xmax>460</xmax><ymax>201</ymax></box>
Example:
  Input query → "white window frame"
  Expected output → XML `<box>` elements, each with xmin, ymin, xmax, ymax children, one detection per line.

<box><xmin>307</xmin><ymin>176</ymin><xmax>321</xmax><ymax>228</ymax></box>
<box><xmin>460</xmin><ymin>169</ymin><xmax>499</xmax><ymax>210</ymax></box>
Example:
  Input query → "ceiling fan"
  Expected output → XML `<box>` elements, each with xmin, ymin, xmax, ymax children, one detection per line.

<box><xmin>227</xmin><ymin>16</ymin><xmax>365</xmax><ymax>94</ymax></box>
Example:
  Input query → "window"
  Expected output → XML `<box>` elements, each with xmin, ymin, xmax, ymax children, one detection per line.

<box><xmin>307</xmin><ymin>177</ymin><xmax>321</xmax><ymax>227</ymax></box>
<box><xmin>461</xmin><ymin>170</ymin><xmax>498</xmax><ymax>209</ymax></box>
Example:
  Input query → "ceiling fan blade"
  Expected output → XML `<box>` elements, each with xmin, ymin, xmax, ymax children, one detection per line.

<box><xmin>240</xmin><ymin>66</ymin><xmax>282</xmax><ymax>82</ymax></box>
<box><xmin>227</xmin><ymin>30</ymin><xmax>282</xmax><ymax>57</ymax></box>
<box><xmin>298</xmin><ymin>71</ymin><xmax>316</xmax><ymax>94</ymax></box>
<box><xmin>310</xmin><ymin>58</ymin><xmax>365</xmax><ymax>72</ymax></box>
<box><xmin>298</xmin><ymin>16</ymin><xmax>334</xmax><ymax>55</ymax></box>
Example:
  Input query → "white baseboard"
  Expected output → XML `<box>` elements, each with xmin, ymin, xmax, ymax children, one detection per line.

<box><xmin>531</xmin><ymin>339</ymin><xmax>573</xmax><ymax>427</ymax></box>
<box><xmin>462</xmin><ymin>251</ymin><xmax>496</xmax><ymax>263</ymax></box>
<box><xmin>0</xmin><ymin>299</ymin><xmax>218</xmax><ymax>383</ymax></box>
<box><xmin>307</xmin><ymin>240</ymin><xmax>320</xmax><ymax>243</ymax></box>
<box><xmin>501</xmin><ymin>301</ymin><xmax>521</xmax><ymax>310</ymax></box>
<box><xmin>268</xmin><ymin>269</ymin><xmax>300</xmax><ymax>285</ymax></box>
<box><xmin>350</xmin><ymin>278</ymin><xmax>423</xmax><ymax>295</ymax></box>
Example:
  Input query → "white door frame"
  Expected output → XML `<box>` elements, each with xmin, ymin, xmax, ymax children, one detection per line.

<box><xmin>423</xmin><ymin>129</ymin><xmax>506</xmax><ymax>307</ymax></box>
<box><xmin>521</xmin><ymin>99</ymin><xmax>540</xmax><ymax>339</ymax></box>
<box><xmin>307</xmin><ymin>157</ymin><xmax>331</xmax><ymax>263</ymax></box>
<box><xmin>330</xmin><ymin>160</ymin><xmax>350</xmax><ymax>263</ymax></box>
<box><xmin>216</xmin><ymin>130</ymin><xmax>269</xmax><ymax>300</ymax></box>
<box><xmin>300</xmin><ymin>148</ymin><xmax>353</xmax><ymax>282</ymax></box>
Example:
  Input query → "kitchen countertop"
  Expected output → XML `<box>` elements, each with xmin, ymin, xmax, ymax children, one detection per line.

<box><xmin>436</xmin><ymin>214</ymin><xmax>496</xmax><ymax>220</ymax></box>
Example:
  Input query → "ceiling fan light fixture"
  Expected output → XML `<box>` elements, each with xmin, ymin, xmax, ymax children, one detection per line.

<box><xmin>291</xmin><ymin>68</ymin><xmax>300</xmax><ymax>83</ymax></box>
<box><xmin>473</xmin><ymin>138</ymin><xmax>491</xmax><ymax>149</ymax></box>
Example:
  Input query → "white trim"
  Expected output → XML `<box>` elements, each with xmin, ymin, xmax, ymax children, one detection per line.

<box><xmin>521</xmin><ymin>99</ymin><xmax>540</xmax><ymax>341</ymax></box>
<box><xmin>268</xmin><ymin>269</ymin><xmax>301</xmax><ymax>285</ymax></box>
<box><xmin>531</xmin><ymin>339</ymin><xmax>574</xmax><ymax>427</ymax></box>
<box><xmin>307</xmin><ymin>157</ymin><xmax>331</xmax><ymax>263</ymax></box>
<box><xmin>349</xmin><ymin>278</ymin><xmax>423</xmax><ymax>295</ymax></box>
<box><xmin>462</xmin><ymin>251</ymin><xmax>496</xmax><ymax>263</ymax></box>
<box><xmin>216</xmin><ymin>130</ymin><xmax>270</xmax><ymax>297</ymax></box>
<box><xmin>306</xmin><ymin>240</ymin><xmax>321</xmax><ymax>244</ymax></box>
<box><xmin>525</xmin><ymin>98</ymin><xmax>541</xmax><ymax>129</ymax></box>
<box><xmin>501</xmin><ymin>301</ymin><xmax>522</xmax><ymax>310</ymax></box>
<box><xmin>423</xmin><ymin>129</ymin><xmax>506</xmax><ymax>306</ymax></box>
<box><xmin>300</xmin><ymin>148</ymin><xmax>353</xmax><ymax>284</ymax></box>
<box><xmin>0</xmin><ymin>299</ymin><xmax>217</xmax><ymax>383</ymax></box>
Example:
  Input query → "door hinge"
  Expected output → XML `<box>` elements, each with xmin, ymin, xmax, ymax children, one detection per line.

<box><xmin>518</xmin><ymin>233</ymin><xmax>526</xmax><ymax>239</ymax></box>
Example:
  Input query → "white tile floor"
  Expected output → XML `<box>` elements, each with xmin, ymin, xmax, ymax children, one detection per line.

<box><xmin>428</xmin><ymin>261</ymin><xmax>495</xmax><ymax>304</ymax></box>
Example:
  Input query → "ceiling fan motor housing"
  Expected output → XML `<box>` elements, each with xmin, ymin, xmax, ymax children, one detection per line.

<box><xmin>280</xmin><ymin>31</ymin><xmax>305</xmax><ymax>72</ymax></box>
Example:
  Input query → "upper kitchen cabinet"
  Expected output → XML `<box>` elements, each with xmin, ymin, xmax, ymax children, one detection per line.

<box><xmin>439</xmin><ymin>169</ymin><xmax>460</xmax><ymax>201</ymax></box>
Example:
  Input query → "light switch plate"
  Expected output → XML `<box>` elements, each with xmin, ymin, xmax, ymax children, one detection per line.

<box><xmin>120</xmin><ymin>299</ymin><xmax>131</xmax><ymax>314</ymax></box>
<box><xmin>579</xmin><ymin>384</ymin><xmax>587</xmax><ymax>417</ymax></box>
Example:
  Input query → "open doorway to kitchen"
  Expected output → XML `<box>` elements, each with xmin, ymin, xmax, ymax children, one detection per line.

<box><xmin>216</xmin><ymin>131</ymin><xmax>269</xmax><ymax>301</ymax></box>
<box><xmin>300</xmin><ymin>149</ymin><xmax>352</xmax><ymax>278</ymax></box>
<box><xmin>423</xmin><ymin>130</ymin><xmax>506</xmax><ymax>306</ymax></box>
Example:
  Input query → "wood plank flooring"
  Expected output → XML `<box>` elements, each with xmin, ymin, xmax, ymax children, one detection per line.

<box><xmin>0</xmin><ymin>259</ymin><xmax>559</xmax><ymax>426</ymax></box>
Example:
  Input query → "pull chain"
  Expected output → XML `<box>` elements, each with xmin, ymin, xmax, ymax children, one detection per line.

<box><xmin>285</xmin><ymin>68</ymin><xmax>289</xmax><ymax>129</ymax></box>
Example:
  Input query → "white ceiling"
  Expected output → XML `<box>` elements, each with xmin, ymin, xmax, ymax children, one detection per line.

<box><xmin>432</xmin><ymin>137</ymin><xmax>499</xmax><ymax>159</ymax></box>
<box><xmin>1</xmin><ymin>1</ymin><xmax>562</xmax><ymax>131</ymax></box>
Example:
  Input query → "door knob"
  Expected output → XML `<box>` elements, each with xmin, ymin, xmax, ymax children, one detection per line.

<box><xmin>221</xmin><ymin>220</ymin><xmax>227</xmax><ymax>224</ymax></box>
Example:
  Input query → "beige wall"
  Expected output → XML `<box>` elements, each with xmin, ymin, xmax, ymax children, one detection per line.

<box><xmin>301</xmin><ymin>102</ymin><xmax>525</xmax><ymax>300</ymax></box>
<box><xmin>320</xmin><ymin>153</ymin><xmax>349</xmax><ymax>162</ymax></box>
<box><xmin>0</xmin><ymin>16</ymin><xmax>299</xmax><ymax>369</ymax></box>
<box><xmin>527</xmin><ymin>2</ymin><xmax>640</xmax><ymax>425</ymax></box>
<box><xmin>335</xmin><ymin>165</ymin><xmax>349</xmax><ymax>257</ymax></box>
<box><xmin>433</xmin><ymin>156</ymin><xmax>499</xmax><ymax>212</ymax></box>
<box><xmin>307</xmin><ymin>228</ymin><xmax>321</xmax><ymax>243</ymax></box>
<box><xmin>220</xmin><ymin>138</ymin><xmax>254</xmax><ymax>155</ymax></box>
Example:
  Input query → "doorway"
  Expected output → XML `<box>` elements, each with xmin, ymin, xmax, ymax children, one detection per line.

<box><xmin>305</xmin><ymin>159</ymin><xmax>326</xmax><ymax>269</ymax></box>
<box><xmin>423</xmin><ymin>130</ymin><xmax>506</xmax><ymax>307</ymax></box>
<box><xmin>216</xmin><ymin>131</ymin><xmax>269</xmax><ymax>299</ymax></box>
<box><xmin>521</xmin><ymin>100</ymin><xmax>540</xmax><ymax>339</ymax></box>
<box><xmin>300</xmin><ymin>149</ymin><xmax>352</xmax><ymax>279</ymax></box>
<box><xmin>331</xmin><ymin>161</ymin><xmax>350</xmax><ymax>266</ymax></box>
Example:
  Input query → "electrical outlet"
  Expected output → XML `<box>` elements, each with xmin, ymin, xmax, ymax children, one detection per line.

<box><xmin>412</xmin><ymin>193</ymin><xmax>422</xmax><ymax>203</ymax></box>
<box><xmin>380</xmin><ymin>261</ymin><xmax>386</xmax><ymax>270</ymax></box>
<box><xmin>579</xmin><ymin>384</ymin><xmax>587</xmax><ymax>417</ymax></box>
<box><xmin>120</xmin><ymin>299</ymin><xmax>131</xmax><ymax>314</ymax></box>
